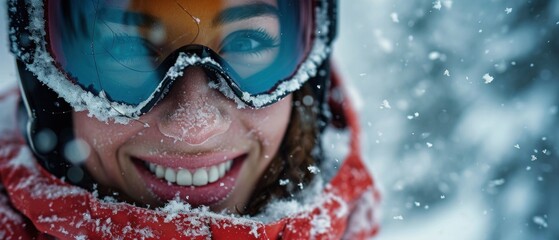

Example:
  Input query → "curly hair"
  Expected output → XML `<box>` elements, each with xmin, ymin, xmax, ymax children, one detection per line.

<box><xmin>242</xmin><ymin>83</ymin><xmax>322</xmax><ymax>215</ymax></box>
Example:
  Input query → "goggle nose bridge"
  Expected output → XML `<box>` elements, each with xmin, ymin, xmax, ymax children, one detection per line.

<box><xmin>151</xmin><ymin>44</ymin><xmax>245</xmax><ymax>111</ymax></box>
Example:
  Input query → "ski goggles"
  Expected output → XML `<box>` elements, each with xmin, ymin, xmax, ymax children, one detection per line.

<box><xmin>10</xmin><ymin>0</ymin><xmax>334</xmax><ymax>123</ymax></box>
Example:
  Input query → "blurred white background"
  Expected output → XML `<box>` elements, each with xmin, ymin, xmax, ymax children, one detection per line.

<box><xmin>334</xmin><ymin>1</ymin><xmax>558</xmax><ymax>239</ymax></box>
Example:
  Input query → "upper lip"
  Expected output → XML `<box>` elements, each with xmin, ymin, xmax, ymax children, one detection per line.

<box><xmin>131</xmin><ymin>151</ymin><xmax>245</xmax><ymax>170</ymax></box>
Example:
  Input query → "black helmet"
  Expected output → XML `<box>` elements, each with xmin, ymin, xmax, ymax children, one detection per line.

<box><xmin>8</xmin><ymin>0</ymin><xmax>338</xmax><ymax>188</ymax></box>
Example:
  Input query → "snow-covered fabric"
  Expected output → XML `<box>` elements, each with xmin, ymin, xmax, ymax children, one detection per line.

<box><xmin>0</xmin><ymin>74</ymin><xmax>379</xmax><ymax>239</ymax></box>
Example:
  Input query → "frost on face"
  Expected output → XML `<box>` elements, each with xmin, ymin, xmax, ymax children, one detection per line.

<box><xmin>159</xmin><ymin>97</ymin><xmax>231</xmax><ymax>144</ymax></box>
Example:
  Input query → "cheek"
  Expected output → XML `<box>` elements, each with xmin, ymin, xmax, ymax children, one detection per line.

<box><xmin>73</xmin><ymin>112</ymin><xmax>123</xmax><ymax>151</ymax></box>
<box><xmin>72</xmin><ymin>112</ymin><xmax>139</xmax><ymax>183</ymax></box>
<box><xmin>249</xmin><ymin>96</ymin><xmax>292</xmax><ymax>155</ymax></box>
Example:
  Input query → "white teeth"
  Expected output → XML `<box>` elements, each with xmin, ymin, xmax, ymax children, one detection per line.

<box><xmin>164</xmin><ymin>168</ymin><xmax>176</xmax><ymax>183</ymax></box>
<box><xmin>176</xmin><ymin>169</ymin><xmax>192</xmax><ymax>186</ymax></box>
<box><xmin>155</xmin><ymin>165</ymin><xmax>165</xmax><ymax>178</ymax></box>
<box><xmin>146</xmin><ymin>159</ymin><xmax>233</xmax><ymax>187</ymax></box>
<box><xmin>219</xmin><ymin>163</ymin><xmax>226</xmax><ymax>176</ymax></box>
<box><xmin>193</xmin><ymin>169</ymin><xmax>208</xmax><ymax>186</ymax></box>
<box><xmin>208</xmin><ymin>166</ymin><xmax>219</xmax><ymax>183</ymax></box>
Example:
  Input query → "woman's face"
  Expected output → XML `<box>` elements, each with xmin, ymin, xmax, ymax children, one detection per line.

<box><xmin>72</xmin><ymin>0</ymin><xmax>291</xmax><ymax>212</ymax></box>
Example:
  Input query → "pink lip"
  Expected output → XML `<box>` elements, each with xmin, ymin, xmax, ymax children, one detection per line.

<box><xmin>133</xmin><ymin>155</ymin><xmax>245</xmax><ymax>206</ymax></box>
<box><xmin>134</xmin><ymin>152</ymin><xmax>244</xmax><ymax>171</ymax></box>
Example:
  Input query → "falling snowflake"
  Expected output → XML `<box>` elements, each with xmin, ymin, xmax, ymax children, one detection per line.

<box><xmin>381</xmin><ymin>99</ymin><xmax>392</xmax><ymax>109</ymax></box>
<box><xmin>505</xmin><ymin>8</ymin><xmax>513</xmax><ymax>14</ymax></box>
<box><xmin>429</xmin><ymin>51</ymin><xmax>441</xmax><ymax>60</ymax></box>
<box><xmin>483</xmin><ymin>73</ymin><xmax>494</xmax><ymax>84</ymax></box>
<box><xmin>390</xmin><ymin>12</ymin><xmax>399</xmax><ymax>23</ymax></box>
<box><xmin>307</xmin><ymin>165</ymin><xmax>321</xmax><ymax>174</ymax></box>
<box><xmin>489</xmin><ymin>179</ymin><xmax>506</xmax><ymax>187</ymax></box>
<box><xmin>533</xmin><ymin>216</ymin><xmax>548</xmax><ymax>228</ymax></box>
<box><xmin>279</xmin><ymin>179</ymin><xmax>289</xmax><ymax>186</ymax></box>
<box><xmin>433</xmin><ymin>1</ymin><xmax>442</xmax><ymax>10</ymax></box>
<box><xmin>444</xmin><ymin>69</ymin><xmax>450</xmax><ymax>76</ymax></box>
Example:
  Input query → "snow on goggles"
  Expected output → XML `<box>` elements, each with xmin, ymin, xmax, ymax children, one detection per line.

<box><xmin>10</xmin><ymin>0</ymin><xmax>333</xmax><ymax>123</ymax></box>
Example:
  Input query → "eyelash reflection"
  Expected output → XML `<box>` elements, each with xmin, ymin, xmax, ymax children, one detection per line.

<box><xmin>103</xmin><ymin>32</ymin><xmax>161</xmax><ymax>64</ymax></box>
<box><xmin>219</xmin><ymin>28</ymin><xmax>280</xmax><ymax>56</ymax></box>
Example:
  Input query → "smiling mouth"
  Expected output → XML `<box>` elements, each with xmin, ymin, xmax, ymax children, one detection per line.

<box><xmin>146</xmin><ymin>160</ymin><xmax>233</xmax><ymax>187</ymax></box>
<box><xmin>132</xmin><ymin>154</ymin><xmax>246</xmax><ymax>205</ymax></box>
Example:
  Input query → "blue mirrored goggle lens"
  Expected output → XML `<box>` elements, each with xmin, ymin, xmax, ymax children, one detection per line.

<box><xmin>46</xmin><ymin>0</ymin><xmax>313</xmax><ymax>106</ymax></box>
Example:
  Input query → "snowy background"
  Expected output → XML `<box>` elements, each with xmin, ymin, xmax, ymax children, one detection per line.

<box><xmin>1</xmin><ymin>0</ymin><xmax>558</xmax><ymax>239</ymax></box>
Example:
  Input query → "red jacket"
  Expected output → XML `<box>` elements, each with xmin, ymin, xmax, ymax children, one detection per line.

<box><xmin>0</xmin><ymin>74</ymin><xmax>380</xmax><ymax>239</ymax></box>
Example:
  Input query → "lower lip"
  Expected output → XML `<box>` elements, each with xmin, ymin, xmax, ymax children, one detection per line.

<box><xmin>133</xmin><ymin>155</ymin><xmax>245</xmax><ymax>207</ymax></box>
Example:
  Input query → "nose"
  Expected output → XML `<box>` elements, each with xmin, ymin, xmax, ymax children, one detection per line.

<box><xmin>156</xmin><ymin>67</ymin><xmax>231</xmax><ymax>145</ymax></box>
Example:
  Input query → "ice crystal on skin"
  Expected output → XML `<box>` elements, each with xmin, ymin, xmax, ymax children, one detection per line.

<box><xmin>161</xmin><ymin>98</ymin><xmax>231</xmax><ymax>143</ymax></box>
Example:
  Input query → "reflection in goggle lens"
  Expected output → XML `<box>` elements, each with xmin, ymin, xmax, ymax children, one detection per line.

<box><xmin>47</xmin><ymin>0</ymin><xmax>311</xmax><ymax>106</ymax></box>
